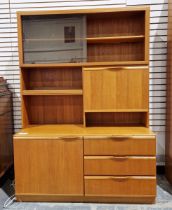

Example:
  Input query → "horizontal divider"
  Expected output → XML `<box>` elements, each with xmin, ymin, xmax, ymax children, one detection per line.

<box><xmin>83</xmin><ymin>66</ymin><xmax>148</xmax><ymax>71</ymax></box>
<box><xmin>84</xmin><ymin>109</ymin><xmax>148</xmax><ymax>112</ymax></box>
<box><xmin>22</xmin><ymin>89</ymin><xmax>83</xmax><ymax>96</ymax></box>
<box><xmin>84</xmin><ymin>156</ymin><xmax>156</xmax><ymax>160</ymax></box>
<box><xmin>84</xmin><ymin>176</ymin><xmax>156</xmax><ymax>180</ymax></box>
<box><xmin>21</xmin><ymin>61</ymin><xmax>148</xmax><ymax>68</ymax></box>
<box><xmin>87</xmin><ymin>35</ymin><xmax>145</xmax><ymax>44</ymax></box>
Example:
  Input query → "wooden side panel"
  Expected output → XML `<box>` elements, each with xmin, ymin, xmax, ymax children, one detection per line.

<box><xmin>14</xmin><ymin>138</ymin><xmax>83</xmax><ymax>195</ymax></box>
<box><xmin>85</xmin><ymin>176</ymin><xmax>156</xmax><ymax>197</ymax></box>
<box><xmin>166</xmin><ymin>2</ymin><xmax>172</xmax><ymax>184</ymax></box>
<box><xmin>83</xmin><ymin>68</ymin><xmax>149</xmax><ymax>110</ymax></box>
<box><xmin>84</xmin><ymin>156</ymin><xmax>156</xmax><ymax>176</ymax></box>
<box><xmin>84</xmin><ymin>137</ymin><xmax>156</xmax><ymax>156</ymax></box>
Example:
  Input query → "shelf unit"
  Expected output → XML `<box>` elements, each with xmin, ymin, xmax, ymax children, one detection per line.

<box><xmin>14</xmin><ymin>6</ymin><xmax>156</xmax><ymax>203</ymax></box>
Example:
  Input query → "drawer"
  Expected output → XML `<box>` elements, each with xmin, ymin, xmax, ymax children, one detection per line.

<box><xmin>84</xmin><ymin>136</ymin><xmax>156</xmax><ymax>155</ymax></box>
<box><xmin>84</xmin><ymin>156</ymin><xmax>156</xmax><ymax>176</ymax></box>
<box><xmin>85</xmin><ymin>176</ymin><xmax>156</xmax><ymax>197</ymax></box>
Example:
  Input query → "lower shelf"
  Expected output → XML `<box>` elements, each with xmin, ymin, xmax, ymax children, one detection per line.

<box><xmin>85</xmin><ymin>112</ymin><xmax>148</xmax><ymax>127</ymax></box>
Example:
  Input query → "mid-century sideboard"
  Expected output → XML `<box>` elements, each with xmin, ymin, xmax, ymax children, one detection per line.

<box><xmin>13</xmin><ymin>6</ymin><xmax>156</xmax><ymax>203</ymax></box>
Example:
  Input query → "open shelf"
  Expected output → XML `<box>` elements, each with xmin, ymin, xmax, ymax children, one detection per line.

<box><xmin>23</xmin><ymin>95</ymin><xmax>83</xmax><ymax>125</ymax></box>
<box><xmin>21</xmin><ymin>67</ymin><xmax>82</xmax><ymax>90</ymax></box>
<box><xmin>87</xmin><ymin>42</ymin><xmax>144</xmax><ymax>62</ymax></box>
<box><xmin>87</xmin><ymin>11</ymin><xmax>145</xmax><ymax>38</ymax></box>
<box><xmin>85</xmin><ymin>112</ymin><xmax>148</xmax><ymax>127</ymax></box>
<box><xmin>87</xmin><ymin>35</ymin><xmax>144</xmax><ymax>44</ymax></box>
<box><xmin>22</xmin><ymin>89</ymin><xmax>83</xmax><ymax>96</ymax></box>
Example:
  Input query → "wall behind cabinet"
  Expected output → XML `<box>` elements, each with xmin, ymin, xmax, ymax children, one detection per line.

<box><xmin>0</xmin><ymin>0</ymin><xmax>167</xmax><ymax>165</ymax></box>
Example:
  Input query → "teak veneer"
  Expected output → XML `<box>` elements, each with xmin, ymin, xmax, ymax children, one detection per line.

<box><xmin>14</xmin><ymin>6</ymin><xmax>156</xmax><ymax>203</ymax></box>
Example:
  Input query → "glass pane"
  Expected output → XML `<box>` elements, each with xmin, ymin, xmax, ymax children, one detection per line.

<box><xmin>22</xmin><ymin>15</ymin><xmax>86</xmax><ymax>64</ymax></box>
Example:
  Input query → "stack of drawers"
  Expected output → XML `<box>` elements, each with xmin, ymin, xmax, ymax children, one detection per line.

<box><xmin>84</xmin><ymin>135</ymin><xmax>156</xmax><ymax>200</ymax></box>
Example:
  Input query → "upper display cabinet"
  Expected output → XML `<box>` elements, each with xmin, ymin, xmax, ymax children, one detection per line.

<box><xmin>17</xmin><ymin>7</ymin><xmax>149</xmax><ymax>66</ymax></box>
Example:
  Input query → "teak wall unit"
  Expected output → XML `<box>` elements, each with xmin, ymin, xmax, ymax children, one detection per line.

<box><xmin>14</xmin><ymin>7</ymin><xmax>156</xmax><ymax>203</ymax></box>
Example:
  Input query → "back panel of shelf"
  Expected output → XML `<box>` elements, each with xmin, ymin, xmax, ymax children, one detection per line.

<box><xmin>21</xmin><ymin>67</ymin><xmax>82</xmax><ymax>90</ymax></box>
<box><xmin>22</xmin><ymin>95</ymin><xmax>83</xmax><ymax>125</ymax></box>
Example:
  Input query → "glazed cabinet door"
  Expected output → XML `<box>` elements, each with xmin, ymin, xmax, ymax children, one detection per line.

<box><xmin>83</xmin><ymin>66</ymin><xmax>148</xmax><ymax>111</ymax></box>
<box><xmin>14</xmin><ymin>137</ymin><xmax>83</xmax><ymax>196</ymax></box>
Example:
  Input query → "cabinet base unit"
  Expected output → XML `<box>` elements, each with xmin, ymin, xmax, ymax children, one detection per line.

<box><xmin>14</xmin><ymin>125</ymin><xmax>156</xmax><ymax>203</ymax></box>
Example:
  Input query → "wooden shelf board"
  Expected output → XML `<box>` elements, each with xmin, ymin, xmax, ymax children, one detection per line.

<box><xmin>87</xmin><ymin>35</ymin><xmax>145</xmax><ymax>44</ymax></box>
<box><xmin>22</xmin><ymin>89</ymin><xmax>83</xmax><ymax>96</ymax></box>
<box><xmin>14</xmin><ymin>124</ymin><xmax>155</xmax><ymax>139</ymax></box>
<box><xmin>21</xmin><ymin>61</ymin><xmax>148</xmax><ymax>68</ymax></box>
<box><xmin>84</xmin><ymin>109</ymin><xmax>148</xmax><ymax>113</ymax></box>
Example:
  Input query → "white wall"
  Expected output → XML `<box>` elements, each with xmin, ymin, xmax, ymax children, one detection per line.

<box><xmin>0</xmin><ymin>0</ymin><xmax>167</xmax><ymax>165</ymax></box>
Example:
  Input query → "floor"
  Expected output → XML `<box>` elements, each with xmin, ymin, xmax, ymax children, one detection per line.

<box><xmin>0</xmin><ymin>176</ymin><xmax>172</xmax><ymax>210</ymax></box>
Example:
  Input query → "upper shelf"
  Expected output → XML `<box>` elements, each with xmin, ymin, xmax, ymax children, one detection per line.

<box><xmin>24</xmin><ymin>35</ymin><xmax>144</xmax><ymax>44</ymax></box>
<box><xmin>86</xmin><ymin>35</ymin><xmax>145</xmax><ymax>44</ymax></box>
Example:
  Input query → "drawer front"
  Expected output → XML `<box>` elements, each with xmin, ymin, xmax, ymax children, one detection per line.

<box><xmin>84</xmin><ymin>156</ymin><xmax>156</xmax><ymax>176</ymax></box>
<box><xmin>84</xmin><ymin>136</ymin><xmax>156</xmax><ymax>155</ymax></box>
<box><xmin>85</xmin><ymin>176</ymin><xmax>156</xmax><ymax>197</ymax></box>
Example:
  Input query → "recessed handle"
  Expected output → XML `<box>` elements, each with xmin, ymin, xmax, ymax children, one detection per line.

<box><xmin>57</xmin><ymin>136</ymin><xmax>81</xmax><ymax>140</ymax></box>
<box><xmin>83</xmin><ymin>66</ymin><xmax>148</xmax><ymax>71</ymax></box>
<box><xmin>111</xmin><ymin>156</ymin><xmax>129</xmax><ymax>161</ymax></box>
<box><xmin>111</xmin><ymin>176</ymin><xmax>130</xmax><ymax>181</ymax></box>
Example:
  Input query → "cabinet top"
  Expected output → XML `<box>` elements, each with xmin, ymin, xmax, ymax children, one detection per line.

<box><xmin>17</xmin><ymin>6</ymin><xmax>150</xmax><ymax>16</ymax></box>
<box><xmin>14</xmin><ymin>125</ymin><xmax>155</xmax><ymax>139</ymax></box>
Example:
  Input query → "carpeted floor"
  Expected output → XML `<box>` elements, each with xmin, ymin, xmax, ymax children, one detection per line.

<box><xmin>1</xmin><ymin>176</ymin><xmax>172</xmax><ymax>210</ymax></box>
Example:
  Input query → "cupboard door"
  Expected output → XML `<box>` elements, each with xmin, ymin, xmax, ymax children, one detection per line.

<box><xmin>14</xmin><ymin>138</ymin><xmax>83</xmax><ymax>195</ymax></box>
<box><xmin>83</xmin><ymin>67</ymin><xmax>148</xmax><ymax>110</ymax></box>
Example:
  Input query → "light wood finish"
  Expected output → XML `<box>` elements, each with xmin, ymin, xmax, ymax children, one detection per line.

<box><xmin>17</xmin><ymin>6</ymin><xmax>150</xmax><ymax>16</ymax></box>
<box><xmin>85</xmin><ymin>109</ymin><xmax>148</xmax><ymax>112</ymax></box>
<box><xmin>14</xmin><ymin>6</ymin><xmax>155</xmax><ymax>203</ymax></box>
<box><xmin>14</xmin><ymin>138</ymin><xmax>83</xmax><ymax>195</ymax></box>
<box><xmin>84</xmin><ymin>136</ymin><xmax>156</xmax><ymax>156</ymax></box>
<box><xmin>166</xmin><ymin>1</ymin><xmax>172</xmax><ymax>183</ymax></box>
<box><xmin>15</xmin><ymin>194</ymin><xmax>155</xmax><ymax>203</ymax></box>
<box><xmin>22</xmin><ymin>90</ymin><xmax>83</xmax><ymax>95</ymax></box>
<box><xmin>87</xmin><ymin>35</ymin><xmax>145</xmax><ymax>44</ymax></box>
<box><xmin>13</xmin><ymin>125</ymin><xmax>155</xmax><ymax>139</ymax></box>
<box><xmin>144</xmin><ymin>8</ymin><xmax>150</xmax><ymax>62</ymax></box>
<box><xmin>21</xmin><ymin>61</ymin><xmax>148</xmax><ymax>68</ymax></box>
<box><xmin>84</xmin><ymin>156</ymin><xmax>156</xmax><ymax>176</ymax></box>
<box><xmin>83</xmin><ymin>67</ymin><xmax>149</xmax><ymax>110</ymax></box>
<box><xmin>85</xmin><ymin>176</ymin><xmax>156</xmax><ymax>197</ymax></box>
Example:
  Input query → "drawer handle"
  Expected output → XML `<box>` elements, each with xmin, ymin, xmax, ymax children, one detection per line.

<box><xmin>57</xmin><ymin>136</ymin><xmax>81</xmax><ymax>140</ymax></box>
<box><xmin>111</xmin><ymin>176</ymin><xmax>130</xmax><ymax>181</ymax></box>
<box><xmin>110</xmin><ymin>135</ymin><xmax>133</xmax><ymax>140</ymax></box>
<box><xmin>111</xmin><ymin>156</ymin><xmax>129</xmax><ymax>161</ymax></box>
<box><xmin>84</xmin><ymin>66</ymin><xmax>148</xmax><ymax>71</ymax></box>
